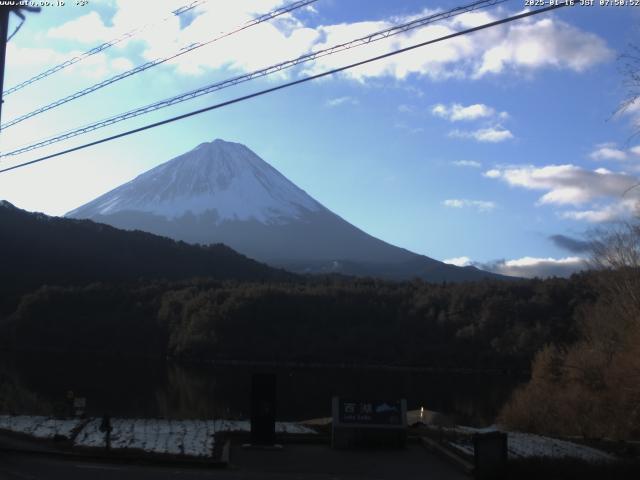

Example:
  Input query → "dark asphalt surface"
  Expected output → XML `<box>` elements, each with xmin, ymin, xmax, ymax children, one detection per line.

<box><xmin>0</xmin><ymin>444</ymin><xmax>468</xmax><ymax>480</ymax></box>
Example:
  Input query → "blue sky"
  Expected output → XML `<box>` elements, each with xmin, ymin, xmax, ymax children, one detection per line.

<box><xmin>0</xmin><ymin>0</ymin><xmax>638</xmax><ymax>277</ymax></box>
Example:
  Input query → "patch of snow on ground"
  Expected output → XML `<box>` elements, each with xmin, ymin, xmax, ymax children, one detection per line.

<box><xmin>73</xmin><ymin>418</ymin><xmax>104</xmax><ymax>447</ymax></box>
<box><xmin>449</xmin><ymin>430</ymin><xmax>614</xmax><ymax>463</ymax></box>
<box><xmin>2</xmin><ymin>415</ymin><xmax>317</xmax><ymax>458</ymax></box>
<box><xmin>74</xmin><ymin>418</ymin><xmax>216</xmax><ymax>457</ymax></box>
<box><xmin>276</xmin><ymin>422</ymin><xmax>317</xmax><ymax>434</ymax></box>
<box><xmin>213</xmin><ymin>420</ymin><xmax>316</xmax><ymax>434</ymax></box>
<box><xmin>0</xmin><ymin>415</ymin><xmax>81</xmax><ymax>440</ymax></box>
<box><xmin>506</xmin><ymin>432</ymin><xmax>614</xmax><ymax>462</ymax></box>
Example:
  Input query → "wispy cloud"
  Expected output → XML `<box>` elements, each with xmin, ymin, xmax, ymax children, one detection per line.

<box><xmin>549</xmin><ymin>234</ymin><xmax>592</xmax><ymax>254</ymax></box>
<box><xmin>589</xmin><ymin>142</ymin><xmax>640</xmax><ymax>162</ymax></box>
<box><xmin>394</xmin><ymin>121</ymin><xmax>424</xmax><ymax>135</ymax></box>
<box><xmin>559</xmin><ymin>199</ymin><xmax>639</xmax><ymax>223</ymax></box>
<box><xmin>431</xmin><ymin>103</ymin><xmax>496</xmax><ymax>121</ymax></box>
<box><xmin>325</xmin><ymin>96</ymin><xmax>359</xmax><ymax>107</ymax></box>
<box><xmin>451</xmin><ymin>160</ymin><xmax>482</xmax><ymax>168</ymax></box>
<box><xmin>442</xmin><ymin>198</ymin><xmax>496</xmax><ymax>212</ymax></box>
<box><xmin>449</xmin><ymin>127</ymin><xmax>514</xmax><ymax>143</ymax></box>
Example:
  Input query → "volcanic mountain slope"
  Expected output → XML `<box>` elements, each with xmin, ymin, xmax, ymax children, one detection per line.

<box><xmin>67</xmin><ymin>139</ymin><xmax>504</xmax><ymax>282</ymax></box>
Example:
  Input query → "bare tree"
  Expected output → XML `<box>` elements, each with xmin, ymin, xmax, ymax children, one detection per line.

<box><xmin>617</xmin><ymin>45</ymin><xmax>640</xmax><ymax>130</ymax></box>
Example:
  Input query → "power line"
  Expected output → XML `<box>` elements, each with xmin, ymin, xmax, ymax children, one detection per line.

<box><xmin>1</xmin><ymin>0</ymin><xmax>508</xmax><ymax>155</ymax></box>
<box><xmin>2</xmin><ymin>0</ymin><xmax>207</xmax><ymax>97</ymax></box>
<box><xmin>0</xmin><ymin>3</ymin><xmax>570</xmax><ymax>175</ymax></box>
<box><xmin>1</xmin><ymin>0</ymin><xmax>318</xmax><ymax>130</ymax></box>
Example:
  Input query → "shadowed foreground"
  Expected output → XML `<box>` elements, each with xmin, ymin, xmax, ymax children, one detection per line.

<box><xmin>0</xmin><ymin>444</ymin><xmax>467</xmax><ymax>480</ymax></box>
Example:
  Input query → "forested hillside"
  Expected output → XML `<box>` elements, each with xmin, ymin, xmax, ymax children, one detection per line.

<box><xmin>0</xmin><ymin>201</ymin><xmax>294</xmax><ymax>314</ymax></box>
<box><xmin>0</xmin><ymin>275</ymin><xmax>596</xmax><ymax>370</ymax></box>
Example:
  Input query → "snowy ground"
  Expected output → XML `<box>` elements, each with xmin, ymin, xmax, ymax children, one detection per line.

<box><xmin>0</xmin><ymin>415</ymin><xmax>82</xmax><ymax>440</ymax></box>
<box><xmin>0</xmin><ymin>415</ymin><xmax>317</xmax><ymax>458</ymax></box>
<box><xmin>447</xmin><ymin>426</ymin><xmax>615</xmax><ymax>463</ymax></box>
<box><xmin>74</xmin><ymin>418</ymin><xmax>218</xmax><ymax>457</ymax></box>
<box><xmin>215</xmin><ymin>419</ymin><xmax>316</xmax><ymax>435</ymax></box>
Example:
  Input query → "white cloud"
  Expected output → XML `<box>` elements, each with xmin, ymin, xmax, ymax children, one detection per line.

<box><xmin>325</xmin><ymin>96</ymin><xmax>358</xmax><ymax>107</ymax></box>
<box><xmin>443</xmin><ymin>256</ymin><xmax>472</xmax><ymax>267</ymax></box>
<box><xmin>4</xmin><ymin>44</ymin><xmax>67</xmax><ymax>82</ymax></box>
<box><xmin>45</xmin><ymin>0</ymin><xmax>319</xmax><ymax>78</ymax></box>
<box><xmin>475</xmin><ymin>17</ymin><xmax>612</xmax><ymax>77</ymax></box>
<box><xmin>449</xmin><ymin>127</ymin><xmax>513</xmax><ymax>143</ymax></box>
<box><xmin>589</xmin><ymin>143</ymin><xmax>640</xmax><ymax>162</ymax></box>
<box><xmin>110</xmin><ymin>57</ymin><xmax>135</xmax><ymax>72</ymax></box>
<box><xmin>37</xmin><ymin>2</ymin><xmax>612</xmax><ymax>86</ymax></box>
<box><xmin>485</xmin><ymin>164</ymin><xmax>639</xmax><ymax>206</ymax></box>
<box><xmin>48</xmin><ymin>11</ymin><xmax>113</xmax><ymax>43</ymax></box>
<box><xmin>397</xmin><ymin>104</ymin><xmax>413</xmax><ymax>113</ymax></box>
<box><xmin>560</xmin><ymin>198</ymin><xmax>639</xmax><ymax>223</ymax></box>
<box><xmin>590</xmin><ymin>146</ymin><xmax>627</xmax><ymax>161</ymax></box>
<box><xmin>433</xmin><ymin>103</ymin><xmax>513</xmax><ymax>142</ymax></box>
<box><xmin>473</xmin><ymin>128</ymin><xmax>514</xmax><ymax>143</ymax></box>
<box><xmin>4</xmin><ymin>43</ymin><xmax>129</xmax><ymax>85</ymax></box>
<box><xmin>485</xmin><ymin>164</ymin><xmax>640</xmax><ymax>223</ymax></box>
<box><xmin>490</xmin><ymin>256</ymin><xmax>587</xmax><ymax>278</ymax></box>
<box><xmin>452</xmin><ymin>160</ymin><xmax>482</xmax><ymax>168</ymax></box>
<box><xmin>442</xmin><ymin>198</ymin><xmax>496</xmax><ymax>212</ymax></box>
<box><xmin>308</xmin><ymin>10</ymin><xmax>612</xmax><ymax>83</ymax></box>
<box><xmin>445</xmin><ymin>254</ymin><xmax>588</xmax><ymax>278</ymax></box>
<box><xmin>431</xmin><ymin>103</ymin><xmax>495</xmax><ymax>121</ymax></box>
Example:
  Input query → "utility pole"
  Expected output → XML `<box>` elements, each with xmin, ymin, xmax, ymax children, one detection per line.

<box><xmin>0</xmin><ymin>6</ymin><xmax>40</xmax><ymax>129</ymax></box>
<box><xmin>0</xmin><ymin>7</ymin><xmax>10</xmax><ymax>128</ymax></box>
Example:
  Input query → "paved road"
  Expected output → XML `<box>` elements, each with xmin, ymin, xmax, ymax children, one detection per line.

<box><xmin>0</xmin><ymin>444</ymin><xmax>468</xmax><ymax>480</ymax></box>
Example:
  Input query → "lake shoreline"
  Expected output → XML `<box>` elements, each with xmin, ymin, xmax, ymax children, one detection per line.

<box><xmin>0</xmin><ymin>348</ymin><xmax>530</xmax><ymax>376</ymax></box>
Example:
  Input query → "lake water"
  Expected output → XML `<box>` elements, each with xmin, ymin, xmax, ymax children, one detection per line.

<box><xmin>0</xmin><ymin>353</ymin><xmax>525</xmax><ymax>426</ymax></box>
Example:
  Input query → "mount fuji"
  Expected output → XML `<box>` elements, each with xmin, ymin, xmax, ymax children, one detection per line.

<box><xmin>67</xmin><ymin>139</ymin><xmax>502</xmax><ymax>282</ymax></box>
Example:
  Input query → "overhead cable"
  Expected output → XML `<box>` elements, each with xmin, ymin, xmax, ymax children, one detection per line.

<box><xmin>1</xmin><ymin>0</ymin><xmax>507</xmax><ymax>153</ymax></box>
<box><xmin>0</xmin><ymin>3</ymin><xmax>571</xmax><ymax>174</ymax></box>
<box><xmin>2</xmin><ymin>0</ymin><xmax>208</xmax><ymax>97</ymax></box>
<box><xmin>1</xmin><ymin>0</ymin><xmax>318</xmax><ymax>130</ymax></box>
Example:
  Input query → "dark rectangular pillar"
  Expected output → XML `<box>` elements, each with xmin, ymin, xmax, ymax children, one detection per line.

<box><xmin>250</xmin><ymin>373</ymin><xmax>276</xmax><ymax>445</ymax></box>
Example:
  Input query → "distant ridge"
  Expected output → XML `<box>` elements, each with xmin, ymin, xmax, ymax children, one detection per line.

<box><xmin>0</xmin><ymin>200</ymin><xmax>293</xmax><ymax>311</ymax></box>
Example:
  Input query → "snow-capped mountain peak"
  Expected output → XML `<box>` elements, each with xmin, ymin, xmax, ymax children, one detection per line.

<box><xmin>67</xmin><ymin>138</ymin><xmax>504</xmax><ymax>282</ymax></box>
<box><xmin>67</xmin><ymin>139</ymin><xmax>322</xmax><ymax>224</ymax></box>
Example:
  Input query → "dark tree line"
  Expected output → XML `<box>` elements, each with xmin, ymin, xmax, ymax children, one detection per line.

<box><xmin>0</xmin><ymin>201</ymin><xmax>294</xmax><ymax>315</ymax></box>
<box><xmin>0</xmin><ymin>274</ymin><xmax>598</xmax><ymax>371</ymax></box>
<box><xmin>0</xmin><ymin>199</ymin><xmax>609</xmax><ymax>372</ymax></box>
